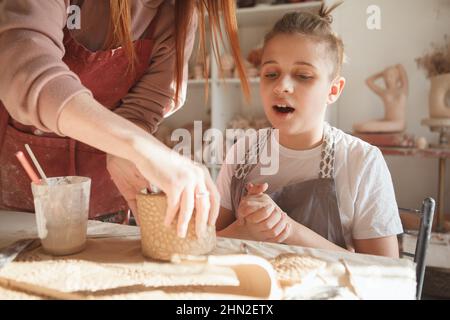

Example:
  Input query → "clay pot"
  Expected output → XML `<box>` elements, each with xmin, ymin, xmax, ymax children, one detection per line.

<box><xmin>136</xmin><ymin>193</ymin><xmax>216</xmax><ymax>261</ymax></box>
<box><xmin>429</xmin><ymin>73</ymin><xmax>450</xmax><ymax>118</ymax></box>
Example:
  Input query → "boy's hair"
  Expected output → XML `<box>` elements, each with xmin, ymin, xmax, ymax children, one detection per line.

<box><xmin>264</xmin><ymin>2</ymin><xmax>345</xmax><ymax>79</ymax></box>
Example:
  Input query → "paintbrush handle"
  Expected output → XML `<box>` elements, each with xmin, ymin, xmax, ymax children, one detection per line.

<box><xmin>25</xmin><ymin>144</ymin><xmax>48</xmax><ymax>183</ymax></box>
<box><xmin>15</xmin><ymin>151</ymin><xmax>41</xmax><ymax>184</ymax></box>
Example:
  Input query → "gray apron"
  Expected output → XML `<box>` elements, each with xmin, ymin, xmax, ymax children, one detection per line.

<box><xmin>230</xmin><ymin>123</ymin><xmax>347</xmax><ymax>248</ymax></box>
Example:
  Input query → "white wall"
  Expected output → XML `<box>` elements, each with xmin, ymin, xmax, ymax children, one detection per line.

<box><xmin>334</xmin><ymin>0</ymin><xmax>450</xmax><ymax>212</ymax></box>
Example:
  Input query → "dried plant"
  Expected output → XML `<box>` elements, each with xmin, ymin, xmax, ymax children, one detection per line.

<box><xmin>416</xmin><ymin>35</ymin><xmax>450</xmax><ymax>78</ymax></box>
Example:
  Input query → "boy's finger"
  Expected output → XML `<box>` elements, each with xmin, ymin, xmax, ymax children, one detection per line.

<box><xmin>263</xmin><ymin>217</ymin><xmax>287</xmax><ymax>240</ymax></box>
<box><xmin>244</xmin><ymin>196</ymin><xmax>269</xmax><ymax>206</ymax></box>
<box><xmin>256</xmin><ymin>209</ymin><xmax>282</xmax><ymax>230</ymax></box>
<box><xmin>245</xmin><ymin>182</ymin><xmax>269</xmax><ymax>195</ymax></box>
<box><xmin>238</xmin><ymin>200</ymin><xmax>268</xmax><ymax>219</ymax></box>
<box><xmin>268</xmin><ymin>223</ymin><xmax>291</xmax><ymax>243</ymax></box>
<box><xmin>245</xmin><ymin>204</ymin><xmax>276</xmax><ymax>224</ymax></box>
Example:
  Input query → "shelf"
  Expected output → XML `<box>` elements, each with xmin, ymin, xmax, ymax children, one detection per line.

<box><xmin>236</xmin><ymin>1</ymin><xmax>322</xmax><ymax>27</ymax></box>
<box><xmin>187</xmin><ymin>79</ymin><xmax>210</xmax><ymax>85</ymax></box>
<box><xmin>380</xmin><ymin>147</ymin><xmax>450</xmax><ymax>159</ymax></box>
<box><xmin>216</xmin><ymin>77</ymin><xmax>260</xmax><ymax>84</ymax></box>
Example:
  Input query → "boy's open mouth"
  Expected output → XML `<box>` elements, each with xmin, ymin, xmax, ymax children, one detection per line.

<box><xmin>273</xmin><ymin>104</ymin><xmax>295</xmax><ymax>114</ymax></box>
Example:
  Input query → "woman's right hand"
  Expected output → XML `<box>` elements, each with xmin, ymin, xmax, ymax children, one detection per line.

<box><xmin>131</xmin><ymin>146</ymin><xmax>220</xmax><ymax>239</ymax></box>
<box><xmin>162</xmin><ymin>156</ymin><xmax>220</xmax><ymax>239</ymax></box>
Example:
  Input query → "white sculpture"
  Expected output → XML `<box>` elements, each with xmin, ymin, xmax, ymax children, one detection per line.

<box><xmin>353</xmin><ymin>64</ymin><xmax>409</xmax><ymax>133</ymax></box>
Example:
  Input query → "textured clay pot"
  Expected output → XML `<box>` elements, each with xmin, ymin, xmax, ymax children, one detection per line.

<box><xmin>136</xmin><ymin>193</ymin><xmax>216</xmax><ymax>261</ymax></box>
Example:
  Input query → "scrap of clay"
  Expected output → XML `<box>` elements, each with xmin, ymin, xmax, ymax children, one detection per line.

<box><xmin>269</xmin><ymin>253</ymin><xmax>327</xmax><ymax>286</ymax></box>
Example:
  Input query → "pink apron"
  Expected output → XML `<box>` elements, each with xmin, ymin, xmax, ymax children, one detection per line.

<box><xmin>0</xmin><ymin>9</ymin><xmax>160</xmax><ymax>219</ymax></box>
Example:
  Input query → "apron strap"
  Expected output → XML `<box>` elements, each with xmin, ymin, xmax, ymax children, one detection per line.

<box><xmin>233</xmin><ymin>128</ymin><xmax>271</xmax><ymax>181</ymax></box>
<box><xmin>230</xmin><ymin>128</ymin><xmax>271</xmax><ymax>215</ymax></box>
<box><xmin>233</xmin><ymin>124</ymin><xmax>337</xmax><ymax>180</ymax></box>
<box><xmin>319</xmin><ymin>122</ymin><xmax>336</xmax><ymax>179</ymax></box>
<box><xmin>0</xmin><ymin>102</ymin><xmax>10</xmax><ymax>150</ymax></box>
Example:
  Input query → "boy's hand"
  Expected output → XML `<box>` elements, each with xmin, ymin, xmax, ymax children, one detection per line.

<box><xmin>236</xmin><ymin>182</ymin><xmax>268</xmax><ymax>226</ymax></box>
<box><xmin>246</xmin><ymin>206</ymin><xmax>291</xmax><ymax>243</ymax></box>
<box><xmin>237</xmin><ymin>183</ymin><xmax>291</xmax><ymax>243</ymax></box>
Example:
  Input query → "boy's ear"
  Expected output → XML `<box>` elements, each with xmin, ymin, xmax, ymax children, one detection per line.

<box><xmin>327</xmin><ymin>77</ymin><xmax>346</xmax><ymax>105</ymax></box>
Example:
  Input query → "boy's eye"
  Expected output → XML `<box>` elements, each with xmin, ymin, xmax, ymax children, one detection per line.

<box><xmin>264</xmin><ymin>72</ymin><xmax>278</xmax><ymax>79</ymax></box>
<box><xmin>296</xmin><ymin>74</ymin><xmax>313</xmax><ymax>80</ymax></box>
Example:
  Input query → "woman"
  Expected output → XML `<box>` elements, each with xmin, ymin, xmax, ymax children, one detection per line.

<box><xmin>0</xmin><ymin>0</ymin><xmax>249</xmax><ymax>238</ymax></box>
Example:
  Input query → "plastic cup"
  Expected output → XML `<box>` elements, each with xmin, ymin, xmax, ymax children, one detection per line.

<box><xmin>31</xmin><ymin>176</ymin><xmax>91</xmax><ymax>255</ymax></box>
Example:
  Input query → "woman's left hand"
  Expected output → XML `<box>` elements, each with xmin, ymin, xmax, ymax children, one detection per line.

<box><xmin>106</xmin><ymin>154</ymin><xmax>148</xmax><ymax>224</ymax></box>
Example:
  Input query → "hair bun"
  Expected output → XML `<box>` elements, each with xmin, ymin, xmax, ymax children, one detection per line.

<box><xmin>319</xmin><ymin>1</ymin><xmax>344</xmax><ymax>24</ymax></box>
<box><xmin>321</xmin><ymin>14</ymin><xmax>333</xmax><ymax>24</ymax></box>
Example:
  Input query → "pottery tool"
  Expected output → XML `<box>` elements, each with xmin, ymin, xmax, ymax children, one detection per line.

<box><xmin>15</xmin><ymin>151</ymin><xmax>41</xmax><ymax>184</ymax></box>
<box><xmin>24</xmin><ymin>144</ymin><xmax>48</xmax><ymax>184</ymax></box>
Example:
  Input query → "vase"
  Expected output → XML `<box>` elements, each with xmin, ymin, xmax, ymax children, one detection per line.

<box><xmin>429</xmin><ymin>73</ymin><xmax>450</xmax><ymax>118</ymax></box>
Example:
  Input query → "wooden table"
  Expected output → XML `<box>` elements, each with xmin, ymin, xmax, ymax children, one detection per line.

<box><xmin>0</xmin><ymin>211</ymin><xmax>416</xmax><ymax>300</ymax></box>
<box><xmin>380</xmin><ymin>147</ymin><xmax>450</xmax><ymax>232</ymax></box>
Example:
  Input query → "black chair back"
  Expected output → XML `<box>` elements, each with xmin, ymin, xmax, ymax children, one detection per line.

<box><xmin>400</xmin><ymin>197</ymin><xmax>436</xmax><ymax>300</ymax></box>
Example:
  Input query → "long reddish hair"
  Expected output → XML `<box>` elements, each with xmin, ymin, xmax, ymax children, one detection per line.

<box><xmin>104</xmin><ymin>0</ymin><xmax>136</xmax><ymax>74</ymax></box>
<box><xmin>106</xmin><ymin>0</ymin><xmax>250</xmax><ymax>106</ymax></box>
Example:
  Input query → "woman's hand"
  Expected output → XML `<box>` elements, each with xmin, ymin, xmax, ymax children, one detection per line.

<box><xmin>237</xmin><ymin>183</ymin><xmax>291</xmax><ymax>243</ymax></box>
<box><xmin>156</xmin><ymin>156</ymin><xmax>220</xmax><ymax>239</ymax></box>
<box><xmin>109</xmin><ymin>146</ymin><xmax>220</xmax><ymax>239</ymax></box>
<box><xmin>106</xmin><ymin>154</ymin><xmax>148</xmax><ymax>224</ymax></box>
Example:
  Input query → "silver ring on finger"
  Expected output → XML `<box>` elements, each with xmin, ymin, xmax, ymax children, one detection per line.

<box><xmin>195</xmin><ymin>191</ymin><xmax>210</xmax><ymax>199</ymax></box>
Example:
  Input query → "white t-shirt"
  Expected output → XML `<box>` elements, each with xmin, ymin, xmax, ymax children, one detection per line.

<box><xmin>216</xmin><ymin>127</ymin><xmax>404</xmax><ymax>248</ymax></box>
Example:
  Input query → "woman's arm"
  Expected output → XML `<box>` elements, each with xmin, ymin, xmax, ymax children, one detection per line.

<box><xmin>59</xmin><ymin>93</ymin><xmax>158</xmax><ymax>165</ymax></box>
<box><xmin>59</xmin><ymin>92</ymin><xmax>220</xmax><ymax>238</ymax></box>
<box><xmin>0</xmin><ymin>0</ymin><xmax>91</xmax><ymax>134</ymax></box>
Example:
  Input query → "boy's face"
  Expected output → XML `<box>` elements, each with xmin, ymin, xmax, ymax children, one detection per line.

<box><xmin>260</xmin><ymin>33</ymin><xmax>344</xmax><ymax>136</ymax></box>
